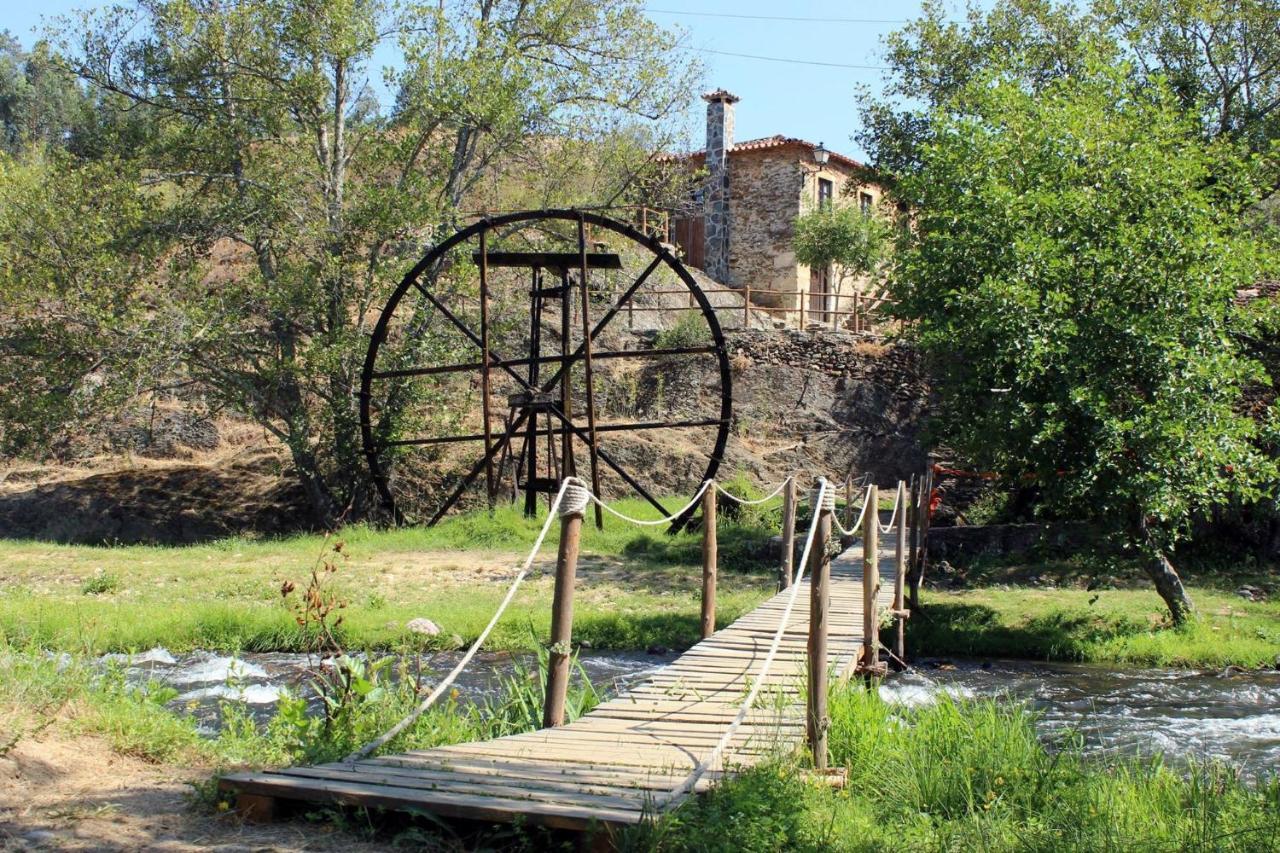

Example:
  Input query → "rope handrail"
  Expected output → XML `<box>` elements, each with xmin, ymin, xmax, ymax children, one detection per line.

<box><xmin>344</xmin><ymin>478</ymin><xmax>580</xmax><ymax>762</ymax></box>
<box><xmin>878</xmin><ymin>481</ymin><xmax>905</xmax><ymax>534</ymax></box>
<box><xmin>659</xmin><ymin>478</ymin><xmax>833</xmax><ymax>805</ymax></box>
<box><xmin>713</xmin><ymin>476</ymin><xmax>793</xmax><ymax>506</ymax></box>
<box><xmin>832</xmin><ymin>484</ymin><xmax>873</xmax><ymax>539</ymax></box>
<box><xmin>587</xmin><ymin>479</ymin><xmax>714</xmax><ymax>526</ymax></box>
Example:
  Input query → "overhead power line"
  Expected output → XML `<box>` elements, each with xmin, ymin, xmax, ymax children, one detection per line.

<box><xmin>692</xmin><ymin>47</ymin><xmax>890</xmax><ymax>70</ymax></box>
<box><xmin>645</xmin><ymin>8</ymin><xmax>927</xmax><ymax>24</ymax></box>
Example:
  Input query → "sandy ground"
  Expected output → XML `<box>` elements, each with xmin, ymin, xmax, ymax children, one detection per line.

<box><xmin>0</xmin><ymin>736</ymin><xmax>389</xmax><ymax>852</ymax></box>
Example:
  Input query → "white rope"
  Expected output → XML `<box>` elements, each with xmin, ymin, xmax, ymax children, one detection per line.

<box><xmin>660</xmin><ymin>478</ymin><xmax>833</xmax><ymax>805</ymax></box>
<box><xmin>713</xmin><ymin>476</ymin><xmax>792</xmax><ymax>506</ymax></box>
<box><xmin>878</xmin><ymin>481</ymin><xmax>904</xmax><ymax>534</ymax></box>
<box><xmin>587</xmin><ymin>479</ymin><xmax>714</xmax><ymax>526</ymax></box>
<box><xmin>831</xmin><ymin>484</ymin><xmax>873</xmax><ymax>539</ymax></box>
<box><xmin>344</xmin><ymin>478</ymin><xmax>578</xmax><ymax>762</ymax></box>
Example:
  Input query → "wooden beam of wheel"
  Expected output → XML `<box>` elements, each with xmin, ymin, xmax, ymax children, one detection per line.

<box><xmin>381</xmin><ymin>419</ymin><xmax>727</xmax><ymax>449</ymax></box>
<box><xmin>426</xmin><ymin>410</ymin><xmax>529</xmax><ymax>527</ymax></box>
<box><xmin>577</xmin><ymin>214</ymin><xmax>604</xmax><ymax>529</ymax></box>
<box><xmin>541</xmin><ymin>404</ymin><xmax>672</xmax><ymax>522</ymax></box>
<box><xmin>536</xmin><ymin>254</ymin><xmax>664</xmax><ymax>394</ymax></box>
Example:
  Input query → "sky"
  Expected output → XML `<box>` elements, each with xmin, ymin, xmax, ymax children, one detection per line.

<box><xmin>2</xmin><ymin>0</ymin><xmax>982</xmax><ymax>161</ymax></box>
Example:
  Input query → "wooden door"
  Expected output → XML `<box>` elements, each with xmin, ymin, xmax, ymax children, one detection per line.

<box><xmin>808</xmin><ymin>266</ymin><xmax>830</xmax><ymax>324</ymax></box>
<box><xmin>673</xmin><ymin>216</ymin><xmax>705</xmax><ymax>270</ymax></box>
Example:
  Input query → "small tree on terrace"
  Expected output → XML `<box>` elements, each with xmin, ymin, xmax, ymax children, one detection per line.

<box><xmin>792</xmin><ymin>201</ymin><xmax>893</xmax><ymax>291</ymax></box>
<box><xmin>892</xmin><ymin>63</ymin><xmax>1276</xmax><ymax>623</ymax></box>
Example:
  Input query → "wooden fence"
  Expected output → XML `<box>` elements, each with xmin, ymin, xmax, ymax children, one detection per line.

<box><xmin>624</xmin><ymin>285</ymin><xmax>899</xmax><ymax>333</ymax></box>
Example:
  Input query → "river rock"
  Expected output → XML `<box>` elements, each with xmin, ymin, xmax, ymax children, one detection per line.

<box><xmin>406</xmin><ymin>618</ymin><xmax>442</xmax><ymax>636</ymax></box>
<box><xmin>1235</xmin><ymin>585</ymin><xmax>1266</xmax><ymax>602</ymax></box>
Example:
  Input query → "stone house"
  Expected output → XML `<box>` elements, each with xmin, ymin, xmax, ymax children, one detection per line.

<box><xmin>661</xmin><ymin>89</ymin><xmax>888</xmax><ymax>327</ymax></box>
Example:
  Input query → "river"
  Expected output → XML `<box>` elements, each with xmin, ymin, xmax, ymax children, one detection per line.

<box><xmin>106</xmin><ymin>649</ymin><xmax>1280</xmax><ymax>779</ymax></box>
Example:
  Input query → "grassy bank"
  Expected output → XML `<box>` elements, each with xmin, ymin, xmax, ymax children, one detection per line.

<box><xmin>0</xmin><ymin>496</ymin><xmax>780</xmax><ymax>655</ymax></box>
<box><xmin>4</xmin><ymin>649</ymin><xmax>1277</xmax><ymax>851</ymax></box>
<box><xmin>908</xmin><ymin>553</ymin><xmax>1280</xmax><ymax>669</ymax></box>
<box><xmin>634</xmin><ymin>688</ymin><xmax>1280</xmax><ymax>852</ymax></box>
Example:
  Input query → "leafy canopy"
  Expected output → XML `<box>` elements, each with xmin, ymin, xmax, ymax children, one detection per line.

<box><xmin>792</xmin><ymin>203</ymin><xmax>892</xmax><ymax>280</ymax></box>
<box><xmin>891</xmin><ymin>62</ymin><xmax>1276</xmax><ymax>544</ymax></box>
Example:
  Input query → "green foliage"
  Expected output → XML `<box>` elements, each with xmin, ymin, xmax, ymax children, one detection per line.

<box><xmin>792</xmin><ymin>202</ymin><xmax>892</xmax><ymax>278</ymax></box>
<box><xmin>79</xmin><ymin>570</ymin><xmax>119</xmax><ymax>595</ymax></box>
<box><xmin>892</xmin><ymin>62</ymin><xmax>1276</xmax><ymax>570</ymax></box>
<box><xmin>639</xmin><ymin>688</ymin><xmax>1280</xmax><ymax>852</ymax></box>
<box><xmin>859</xmin><ymin>0</ymin><xmax>1280</xmax><ymax>172</ymax></box>
<box><xmin>0</xmin><ymin>0</ymin><xmax>699</xmax><ymax>523</ymax></box>
<box><xmin>654</xmin><ymin>311</ymin><xmax>708</xmax><ymax>350</ymax></box>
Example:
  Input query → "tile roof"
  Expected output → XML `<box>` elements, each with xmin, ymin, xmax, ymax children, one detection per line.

<box><xmin>661</xmin><ymin>134</ymin><xmax>868</xmax><ymax>172</ymax></box>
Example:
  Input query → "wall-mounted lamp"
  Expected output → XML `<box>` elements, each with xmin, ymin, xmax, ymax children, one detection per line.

<box><xmin>813</xmin><ymin>142</ymin><xmax>829</xmax><ymax>167</ymax></box>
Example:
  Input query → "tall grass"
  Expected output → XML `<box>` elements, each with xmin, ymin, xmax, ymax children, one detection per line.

<box><xmin>636</xmin><ymin>686</ymin><xmax>1280</xmax><ymax>852</ymax></box>
<box><xmin>0</xmin><ymin>646</ymin><xmax>600</xmax><ymax>769</ymax></box>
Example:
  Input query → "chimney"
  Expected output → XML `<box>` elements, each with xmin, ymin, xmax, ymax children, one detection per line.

<box><xmin>702</xmin><ymin>88</ymin><xmax>738</xmax><ymax>284</ymax></box>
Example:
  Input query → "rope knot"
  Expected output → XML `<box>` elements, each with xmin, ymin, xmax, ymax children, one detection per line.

<box><xmin>814</xmin><ymin>481</ymin><xmax>837</xmax><ymax>513</ymax></box>
<box><xmin>559</xmin><ymin>479</ymin><xmax>591</xmax><ymax>517</ymax></box>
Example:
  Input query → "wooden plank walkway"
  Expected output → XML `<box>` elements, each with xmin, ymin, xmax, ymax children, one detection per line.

<box><xmin>220</xmin><ymin>538</ymin><xmax>899</xmax><ymax>832</ymax></box>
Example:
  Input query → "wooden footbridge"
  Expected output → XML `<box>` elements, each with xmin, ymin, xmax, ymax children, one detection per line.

<box><xmin>220</xmin><ymin>478</ymin><xmax>915</xmax><ymax>839</ymax></box>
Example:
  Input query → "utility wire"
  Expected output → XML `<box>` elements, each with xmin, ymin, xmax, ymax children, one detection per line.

<box><xmin>645</xmin><ymin>8</ymin><xmax>924</xmax><ymax>24</ymax></box>
<box><xmin>692</xmin><ymin>47</ymin><xmax>890</xmax><ymax>70</ymax></box>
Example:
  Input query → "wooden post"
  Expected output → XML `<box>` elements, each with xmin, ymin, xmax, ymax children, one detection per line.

<box><xmin>907</xmin><ymin>473</ymin><xmax>921</xmax><ymax>604</ymax></box>
<box><xmin>894</xmin><ymin>480</ymin><xmax>908</xmax><ymax>662</ymax></box>
<box><xmin>799</xmin><ymin>292</ymin><xmax>805</xmax><ymax>330</ymax></box>
<box><xmin>909</xmin><ymin>464</ymin><xmax>934</xmax><ymax>610</ymax></box>
<box><xmin>862</xmin><ymin>483</ymin><xmax>880</xmax><ymax>672</ymax></box>
<box><xmin>807</xmin><ymin>482</ymin><xmax>833</xmax><ymax>770</ymax></box>
<box><xmin>479</xmin><ymin>229</ymin><xmax>495</xmax><ymax>507</ymax></box>
<box><xmin>543</xmin><ymin>501</ymin><xmax>583</xmax><ymax>728</ymax></box>
<box><xmin>744</xmin><ymin>284</ymin><xmax>751</xmax><ymax>329</ymax></box>
<box><xmin>853</xmin><ymin>291</ymin><xmax>861</xmax><ymax>333</ymax></box>
<box><xmin>779</xmin><ymin>476</ymin><xmax>797</xmax><ymax>590</ymax></box>
<box><xmin>700</xmin><ymin>486</ymin><xmax>718</xmax><ymax>639</ymax></box>
<box><xmin>844</xmin><ymin>476</ymin><xmax>853</xmax><ymax>532</ymax></box>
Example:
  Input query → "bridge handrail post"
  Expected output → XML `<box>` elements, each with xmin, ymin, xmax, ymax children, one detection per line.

<box><xmin>807</xmin><ymin>481</ymin><xmax>834</xmax><ymax>771</ymax></box>
<box><xmin>700</xmin><ymin>485</ymin><xmax>718</xmax><ymax>639</ymax></box>
<box><xmin>779</xmin><ymin>476</ymin><xmax>797</xmax><ymax>590</ymax></box>
<box><xmin>543</xmin><ymin>488</ymin><xmax>585</xmax><ymax>728</ymax></box>
<box><xmin>862</xmin><ymin>483</ymin><xmax>880</xmax><ymax>674</ymax></box>
<box><xmin>894</xmin><ymin>480</ymin><xmax>908</xmax><ymax>661</ymax></box>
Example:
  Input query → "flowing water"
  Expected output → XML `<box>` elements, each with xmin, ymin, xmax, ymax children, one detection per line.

<box><xmin>107</xmin><ymin>649</ymin><xmax>1280</xmax><ymax>778</ymax></box>
<box><xmin>883</xmin><ymin>659</ymin><xmax>1280</xmax><ymax>779</ymax></box>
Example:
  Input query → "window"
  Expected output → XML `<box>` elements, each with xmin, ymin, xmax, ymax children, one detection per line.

<box><xmin>859</xmin><ymin>191</ymin><xmax>874</xmax><ymax>215</ymax></box>
<box><xmin>817</xmin><ymin>178</ymin><xmax>833</xmax><ymax>209</ymax></box>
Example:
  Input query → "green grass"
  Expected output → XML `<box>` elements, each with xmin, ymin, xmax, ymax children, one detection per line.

<box><xmin>5</xmin><ymin>646</ymin><xmax>1278</xmax><ymax>851</ymax></box>
<box><xmin>909</xmin><ymin>553</ymin><xmax>1280</xmax><ymax>668</ymax></box>
<box><xmin>0</xmin><ymin>495</ymin><xmax>782</xmax><ymax>655</ymax></box>
<box><xmin>630</xmin><ymin>686</ymin><xmax>1280</xmax><ymax>852</ymax></box>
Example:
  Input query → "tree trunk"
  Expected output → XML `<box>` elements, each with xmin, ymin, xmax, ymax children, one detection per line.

<box><xmin>1142</xmin><ymin>546</ymin><xmax>1195</xmax><ymax>626</ymax></box>
<box><xmin>1136</xmin><ymin>519</ymin><xmax>1195</xmax><ymax>625</ymax></box>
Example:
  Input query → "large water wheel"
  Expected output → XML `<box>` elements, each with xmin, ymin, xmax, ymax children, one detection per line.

<box><xmin>359</xmin><ymin>209</ymin><xmax>732</xmax><ymax>528</ymax></box>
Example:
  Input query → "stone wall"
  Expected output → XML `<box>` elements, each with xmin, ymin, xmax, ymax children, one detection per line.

<box><xmin>721</xmin><ymin>329</ymin><xmax>932</xmax><ymax>485</ymax></box>
<box><xmin>727</xmin><ymin>150</ymin><xmax>805</xmax><ymax>305</ymax></box>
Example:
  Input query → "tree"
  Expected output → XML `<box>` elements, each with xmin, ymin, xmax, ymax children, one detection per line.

<box><xmin>891</xmin><ymin>63</ymin><xmax>1276</xmax><ymax>623</ymax></box>
<box><xmin>7</xmin><ymin>0</ymin><xmax>697</xmax><ymax>524</ymax></box>
<box><xmin>792</xmin><ymin>201</ymin><xmax>892</xmax><ymax>291</ymax></box>
<box><xmin>859</xmin><ymin>0</ymin><xmax>1280</xmax><ymax>176</ymax></box>
<box><xmin>1099</xmin><ymin>0</ymin><xmax>1280</xmax><ymax>153</ymax></box>
<box><xmin>0</xmin><ymin>34</ymin><xmax>94</xmax><ymax>153</ymax></box>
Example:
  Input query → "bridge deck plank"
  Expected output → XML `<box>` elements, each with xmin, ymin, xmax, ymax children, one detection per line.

<box><xmin>219</xmin><ymin>539</ymin><xmax>899</xmax><ymax>832</ymax></box>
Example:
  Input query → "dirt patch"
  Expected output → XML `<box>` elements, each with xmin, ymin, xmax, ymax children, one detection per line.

<box><xmin>0</xmin><ymin>735</ymin><xmax>388</xmax><ymax>852</ymax></box>
<box><xmin>0</xmin><ymin>447</ymin><xmax>310</xmax><ymax>546</ymax></box>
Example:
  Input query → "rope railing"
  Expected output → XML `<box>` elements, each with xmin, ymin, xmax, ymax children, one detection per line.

<box><xmin>660</xmin><ymin>477</ymin><xmax>847</xmax><ymax>804</ymax></box>
<box><xmin>344</xmin><ymin>478</ymin><xmax>580</xmax><ymax>762</ymax></box>
<box><xmin>348</xmin><ymin>470</ymin><xmax>905</xmax><ymax>784</ymax></box>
